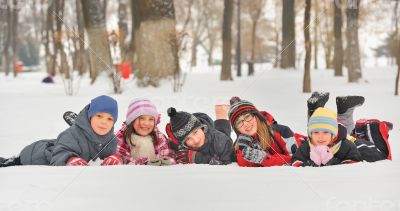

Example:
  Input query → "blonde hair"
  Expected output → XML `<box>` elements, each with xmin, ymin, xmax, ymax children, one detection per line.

<box><xmin>255</xmin><ymin>117</ymin><xmax>273</xmax><ymax>151</ymax></box>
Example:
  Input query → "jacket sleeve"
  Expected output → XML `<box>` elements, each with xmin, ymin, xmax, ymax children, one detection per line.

<box><xmin>335</xmin><ymin>140</ymin><xmax>362</xmax><ymax>163</ymax></box>
<box><xmin>354</xmin><ymin>139</ymin><xmax>386</xmax><ymax>162</ymax></box>
<box><xmin>327</xmin><ymin>140</ymin><xmax>362</xmax><ymax>165</ymax></box>
<box><xmin>214</xmin><ymin>119</ymin><xmax>231</xmax><ymax>137</ymax></box>
<box><xmin>209</xmin><ymin>131</ymin><xmax>233</xmax><ymax>165</ymax></box>
<box><xmin>50</xmin><ymin>131</ymin><xmax>82</xmax><ymax>166</ymax></box>
<box><xmin>272</xmin><ymin>124</ymin><xmax>298</xmax><ymax>156</ymax></box>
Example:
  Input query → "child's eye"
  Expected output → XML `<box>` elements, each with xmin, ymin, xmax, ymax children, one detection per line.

<box><xmin>107</xmin><ymin>117</ymin><xmax>114</xmax><ymax>121</ymax></box>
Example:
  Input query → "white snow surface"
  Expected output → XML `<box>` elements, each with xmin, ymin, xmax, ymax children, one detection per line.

<box><xmin>0</xmin><ymin>65</ymin><xmax>399</xmax><ymax>211</ymax></box>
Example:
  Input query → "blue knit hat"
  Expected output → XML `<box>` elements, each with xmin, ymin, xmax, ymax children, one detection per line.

<box><xmin>87</xmin><ymin>95</ymin><xmax>118</xmax><ymax>122</ymax></box>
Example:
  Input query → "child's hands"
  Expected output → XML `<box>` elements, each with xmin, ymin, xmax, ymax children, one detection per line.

<box><xmin>146</xmin><ymin>157</ymin><xmax>175</xmax><ymax>166</ymax></box>
<box><xmin>101</xmin><ymin>154</ymin><xmax>123</xmax><ymax>166</ymax></box>
<box><xmin>241</xmin><ymin>147</ymin><xmax>268</xmax><ymax>164</ymax></box>
<box><xmin>310</xmin><ymin>145</ymin><xmax>334</xmax><ymax>166</ymax></box>
<box><xmin>236</xmin><ymin>135</ymin><xmax>253</xmax><ymax>150</ymax></box>
<box><xmin>215</xmin><ymin>104</ymin><xmax>230</xmax><ymax>120</ymax></box>
<box><xmin>66</xmin><ymin>157</ymin><xmax>89</xmax><ymax>166</ymax></box>
<box><xmin>175</xmin><ymin>150</ymin><xmax>196</xmax><ymax>164</ymax></box>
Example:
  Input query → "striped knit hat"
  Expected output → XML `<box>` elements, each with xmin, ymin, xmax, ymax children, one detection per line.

<box><xmin>126</xmin><ymin>98</ymin><xmax>160</xmax><ymax>125</ymax></box>
<box><xmin>228</xmin><ymin>96</ymin><xmax>265</xmax><ymax>132</ymax></box>
<box><xmin>307</xmin><ymin>107</ymin><xmax>338</xmax><ymax>138</ymax></box>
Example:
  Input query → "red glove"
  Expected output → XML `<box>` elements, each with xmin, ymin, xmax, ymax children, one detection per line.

<box><xmin>66</xmin><ymin>157</ymin><xmax>89</xmax><ymax>166</ymax></box>
<box><xmin>101</xmin><ymin>154</ymin><xmax>123</xmax><ymax>166</ymax></box>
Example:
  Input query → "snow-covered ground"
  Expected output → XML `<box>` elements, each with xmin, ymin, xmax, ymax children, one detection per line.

<box><xmin>0</xmin><ymin>65</ymin><xmax>399</xmax><ymax>211</ymax></box>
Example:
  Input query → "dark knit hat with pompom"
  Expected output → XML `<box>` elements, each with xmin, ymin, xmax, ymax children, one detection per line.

<box><xmin>167</xmin><ymin>107</ymin><xmax>204</xmax><ymax>146</ymax></box>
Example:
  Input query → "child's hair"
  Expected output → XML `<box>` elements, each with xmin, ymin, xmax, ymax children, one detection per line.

<box><xmin>255</xmin><ymin>116</ymin><xmax>272</xmax><ymax>151</ymax></box>
<box><xmin>123</xmin><ymin>122</ymin><xmax>157</xmax><ymax>146</ymax></box>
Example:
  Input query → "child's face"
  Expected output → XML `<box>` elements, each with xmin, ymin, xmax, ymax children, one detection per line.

<box><xmin>184</xmin><ymin>128</ymin><xmax>206</xmax><ymax>149</ymax></box>
<box><xmin>310</xmin><ymin>130</ymin><xmax>333</xmax><ymax>146</ymax></box>
<box><xmin>90</xmin><ymin>112</ymin><xmax>115</xmax><ymax>136</ymax></box>
<box><xmin>236</xmin><ymin>113</ymin><xmax>257</xmax><ymax>136</ymax></box>
<box><xmin>133</xmin><ymin>115</ymin><xmax>155</xmax><ymax>136</ymax></box>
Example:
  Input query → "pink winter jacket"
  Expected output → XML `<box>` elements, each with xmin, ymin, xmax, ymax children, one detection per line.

<box><xmin>115</xmin><ymin>123</ymin><xmax>175</xmax><ymax>165</ymax></box>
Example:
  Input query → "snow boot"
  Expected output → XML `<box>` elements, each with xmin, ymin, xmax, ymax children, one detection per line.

<box><xmin>307</xmin><ymin>91</ymin><xmax>330</xmax><ymax>118</ymax></box>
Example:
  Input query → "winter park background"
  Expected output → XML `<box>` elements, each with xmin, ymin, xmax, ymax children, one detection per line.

<box><xmin>1</xmin><ymin>1</ymin><xmax>400</xmax><ymax>211</ymax></box>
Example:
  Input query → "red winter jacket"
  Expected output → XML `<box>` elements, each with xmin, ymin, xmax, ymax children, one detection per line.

<box><xmin>235</xmin><ymin>111</ymin><xmax>304</xmax><ymax>167</ymax></box>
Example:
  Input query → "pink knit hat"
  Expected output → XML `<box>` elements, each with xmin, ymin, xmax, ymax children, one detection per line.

<box><xmin>126</xmin><ymin>98</ymin><xmax>160</xmax><ymax>125</ymax></box>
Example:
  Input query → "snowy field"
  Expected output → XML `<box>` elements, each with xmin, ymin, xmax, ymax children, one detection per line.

<box><xmin>0</xmin><ymin>65</ymin><xmax>399</xmax><ymax>211</ymax></box>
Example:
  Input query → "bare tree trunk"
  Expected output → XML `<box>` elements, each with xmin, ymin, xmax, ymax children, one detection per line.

<box><xmin>313</xmin><ymin>1</ymin><xmax>319</xmax><ymax>69</ymax></box>
<box><xmin>248</xmin><ymin>19</ymin><xmax>257</xmax><ymax>76</ymax></box>
<box><xmin>76</xmin><ymin>0</ymin><xmax>86</xmax><ymax>76</ymax></box>
<box><xmin>221</xmin><ymin>0</ymin><xmax>233</xmax><ymax>80</ymax></box>
<box><xmin>208</xmin><ymin>38</ymin><xmax>214</xmax><ymax>66</ymax></box>
<box><xmin>396</xmin><ymin>37</ymin><xmax>400</xmax><ymax>96</ymax></box>
<box><xmin>81</xmin><ymin>0</ymin><xmax>121</xmax><ymax>93</ymax></box>
<box><xmin>11</xmin><ymin>0</ymin><xmax>19</xmax><ymax>77</ymax></box>
<box><xmin>2</xmin><ymin>4</ymin><xmax>11</xmax><ymax>76</ymax></box>
<box><xmin>54</xmin><ymin>0</ymin><xmax>66</xmax><ymax>76</ymax></box>
<box><xmin>136</xmin><ymin>0</ymin><xmax>179</xmax><ymax>87</ymax></box>
<box><xmin>333</xmin><ymin>0</ymin><xmax>343</xmax><ymax>76</ymax></box>
<box><xmin>46</xmin><ymin>0</ymin><xmax>56</xmax><ymax>76</ymax></box>
<box><xmin>191</xmin><ymin>32</ymin><xmax>198</xmax><ymax>67</ymax></box>
<box><xmin>345</xmin><ymin>0</ymin><xmax>362</xmax><ymax>82</ymax></box>
<box><xmin>128</xmin><ymin>0</ymin><xmax>140</xmax><ymax>72</ymax></box>
<box><xmin>395</xmin><ymin>0</ymin><xmax>399</xmax><ymax>95</ymax></box>
<box><xmin>248</xmin><ymin>0</ymin><xmax>264</xmax><ymax>76</ymax></box>
<box><xmin>324</xmin><ymin>26</ymin><xmax>334</xmax><ymax>69</ymax></box>
<box><xmin>118</xmin><ymin>0</ymin><xmax>128</xmax><ymax>61</ymax></box>
<box><xmin>303</xmin><ymin>0</ymin><xmax>311</xmax><ymax>93</ymax></box>
<box><xmin>281</xmin><ymin>0</ymin><xmax>296</xmax><ymax>69</ymax></box>
<box><xmin>236</xmin><ymin>0</ymin><xmax>241</xmax><ymax>77</ymax></box>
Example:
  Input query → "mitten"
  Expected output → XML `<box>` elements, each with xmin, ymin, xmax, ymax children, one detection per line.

<box><xmin>160</xmin><ymin>158</ymin><xmax>175</xmax><ymax>166</ymax></box>
<box><xmin>101</xmin><ymin>154</ymin><xmax>123</xmax><ymax>166</ymax></box>
<box><xmin>318</xmin><ymin>146</ymin><xmax>334</xmax><ymax>165</ymax></box>
<box><xmin>147</xmin><ymin>158</ymin><xmax>162</xmax><ymax>166</ymax></box>
<box><xmin>66</xmin><ymin>157</ymin><xmax>89</xmax><ymax>166</ymax></box>
<box><xmin>309</xmin><ymin>145</ymin><xmax>322</xmax><ymax>166</ymax></box>
<box><xmin>236</xmin><ymin>135</ymin><xmax>253</xmax><ymax>150</ymax></box>
<box><xmin>310</xmin><ymin>145</ymin><xmax>334</xmax><ymax>166</ymax></box>
<box><xmin>242</xmin><ymin>147</ymin><xmax>268</xmax><ymax>164</ymax></box>
<box><xmin>175</xmin><ymin>150</ymin><xmax>196</xmax><ymax>164</ymax></box>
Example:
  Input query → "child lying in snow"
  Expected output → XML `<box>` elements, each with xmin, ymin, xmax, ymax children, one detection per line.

<box><xmin>0</xmin><ymin>95</ymin><xmax>120</xmax><ymax>167</ymax></box>
<box><xmin>166</xmin><ymin>106</ymin><xmax>233</xmax><ymax>165</ymax></box>
<box><xmin>114</xmin><ymin>98</ymin><xmax>175</xmax><ymax>166</ymax></box>
<box><xmin>291</xmin><ymin>93</ymin><xmax>393</xmax><ymax>167</ymax></box>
